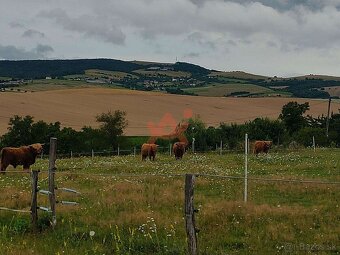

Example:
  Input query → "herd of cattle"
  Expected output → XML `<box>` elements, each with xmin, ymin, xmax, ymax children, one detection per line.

<box><xmin>0</xmin><ymin>140</ymin><xmax>272</xmax><ymax>172</ymax></box>
<box><xmin>141</xmin><ymin>142</ymin><xmax>187</xmax><ymax>161</ymax></box>
<box><xmin>141</xmin><ymin>140</ymin><xmax>272</xmax><ymax>161</ymax></box>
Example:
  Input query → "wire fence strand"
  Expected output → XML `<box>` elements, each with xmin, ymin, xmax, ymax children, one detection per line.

<box><xmin>0</xmin><ymin>207</ymin><xmax>31</xmax><ymax>213</ymax></box>
<box><xmin>52</xmin><ymin>171</ymin><xmax>340</xmax><ymax>185</ymax></box>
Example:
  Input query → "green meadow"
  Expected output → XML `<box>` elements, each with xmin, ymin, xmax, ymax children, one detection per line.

<box><xmin>0</xmin><ymin>149</ymin><xmax>340</xmax><ymax>254</ymax></box>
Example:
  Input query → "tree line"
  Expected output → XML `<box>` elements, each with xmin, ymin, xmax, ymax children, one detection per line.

<box><xmin>0</xmin><ymin>59</ymin><xmax>210</xmax><ymax>80</ymax></box>
<box><xmin>0</xmin><ymin>102</ymin><xmax>339</xmax><ymax>154</ymax></box>
<box><xmin>0</xmin><ymin>111</ymin><xmax>129</xmax><ymax>154</ymax></box>
<box><xmin>185</xmin><ymin>101</ymin><xmax>340</xmax><ymax>151</ymax></box>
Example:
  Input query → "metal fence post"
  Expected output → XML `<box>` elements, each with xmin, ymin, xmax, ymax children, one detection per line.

<box><xmin>244</xmin><ymin>134</ymin><xmax>248</xmax><ymax>203</ymax></box>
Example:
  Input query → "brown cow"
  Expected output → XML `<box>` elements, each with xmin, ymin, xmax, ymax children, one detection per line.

<box><xmin>173</xmin><ymin>142</ymin><xmax>186</xmax><ymax>160</ymax></box>
<box><xmin>253</xmin><ymin>141</ymin><xmax>272</xmax><ymax>155</ymax></box>
<box><xmin>141</xmin><ymin>143</ymin><xmax>158</xmax><ymax>161</ymax></box>
<box><xmin>0</xmin><ymin>143</ymin><xmax>43</xmax><ymax>172</ymax></box>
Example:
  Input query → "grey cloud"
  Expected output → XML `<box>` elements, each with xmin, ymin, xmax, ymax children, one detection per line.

<box><xmin>22</xmin><ymin>29</ymin><xmax>45</xmax><ymax>38</ymax></box>
<box><xmin>187</xmin><ymin>32</ymin><xmax>216</xmax><ymax>49</ymax></box>
<box><xmin>0</xmin><ymin>44</ymin><xmax>53</xmax><ymax>60</ymax></box>
<box><xmin>185</xmin><ymin>52</ymin><xmax>200</xmax><ymax>58</ymax></box>
<box><xmin>227</xmin><ymin>40</ymin><xmax>237</xmax><ymax>46</ymax></box>
<box><xmin>9</xmin><ymin>21</ymin><xmax>24</xmax><ymax>28</ymax></box>
<box><xmin>267</xmin><ymin>41</ymin><xmax>277</xmax><ymax>48</ymax></box>
<box><xmin>35</xmin><ymin>44</ymin><xmax>53</xmax><ymax>54</ymax></box>
<box><xmin>88</xmin><ymin>0</ymin><xmax>340</xmax><ymax>50</ymax></box>
<box><xmin>190</xmin><ymin>0</ymin><xmax>340</xmax><ymax>11</ymax></box>
<box><xmin>39</xmin><ymin>8</ymin><xmax>125</xmax><ymax>45</ymax></box>
<box><xmin>189</xmin><ymin>0</ymin><xmax>206</xmax><ymax>7</ymax></box>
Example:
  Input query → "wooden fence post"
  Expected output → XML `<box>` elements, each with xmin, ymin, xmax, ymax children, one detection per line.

<box><xmin>169</xmin><ymin>143</ymin><xmax>172</xmax><ymax>156</ymax></box>
<box><xmin>220</xmin><ymin>140</ymin><xmax>223</xmax><ymax>155</ymax></box>
<box><xmin>133</xmin><ymin>147</ymin><xmax>136</xmax><ymax>157</ymax></box>
<box><xmin>31</xmin><ymin>170</ymin><xmax>39</xmax><ymax>232</ymax></box>
<box><xmin>185</xmin><ymin>174</ymin><xmax>198</xmax><ymax>255</ymax></box>
<box><xmin>118</xmin><ymin>145</ymin><xmax>120</xmax><ymax>156</ymax></box>
<box><xmin>92</xmin><ymin>149</ymin><xmax>94</xmax><ymax>159</ymax></box>
<box><xmin>48</xmin><ymin>137</ymin><xmax>57</xmax><ymax>227</ymax></box>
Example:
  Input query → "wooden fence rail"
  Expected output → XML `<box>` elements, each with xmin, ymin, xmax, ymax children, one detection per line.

<box><xmin>0</xmin><ymin>137</ymin><xmax>80</xmax><ymax>231</ymax></box>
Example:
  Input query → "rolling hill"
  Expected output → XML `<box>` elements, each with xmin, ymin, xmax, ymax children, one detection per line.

<box><xmin>1</xmin><ymin>59</ymin><xmax>340</xmax><ymax>99</ymax></box>
<box><xmin>0</xmin><ymin>87</ymin><xmax>337</xmax><ymax>136</ymax></box>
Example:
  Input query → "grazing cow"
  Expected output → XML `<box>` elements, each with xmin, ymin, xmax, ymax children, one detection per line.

<box><xmin>173</xmin><ymin>142</ymin><xmax>186</xmax><ymax>160</ymax></box>
<box><xmin>141</xmin><ymin>143</ymin><xmax>158</xmax><ymax>161</ymax></box>
<box><xmin>0</xmin><ymin>143</ymin><xmax>43</xmax><ymax>172</ymax></box>
<box><xmin>253</xmin><ymin>140</ymin><xmax>272</xmax><ymax>155</ymax></box>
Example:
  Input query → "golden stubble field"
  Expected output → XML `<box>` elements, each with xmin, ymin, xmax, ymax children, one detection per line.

<box><xmin>0</xmin><ymin>88</ymin><xmax>338</xmax><ymax>135</ymax></box>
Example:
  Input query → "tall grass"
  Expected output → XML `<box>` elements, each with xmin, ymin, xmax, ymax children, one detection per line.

<box><xmin>0</xmin><ymin>149</ymin><xmax>339</xmax><ymax>254</ymax></box>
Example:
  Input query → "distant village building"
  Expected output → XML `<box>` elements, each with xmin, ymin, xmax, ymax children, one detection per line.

<box><xmin>45</xmin><ymin>76</ymin><xmax>52</xmax><ymax>80</ymax></box>
<box><xmin>147</xmin><ymin>67</ymin><xmax>161</xmax><ymax>71</ymax></box>
<box><xmin>160</xmin><ymin>67</ymin><xmax>173</xmax><ymax>71</ymax></box>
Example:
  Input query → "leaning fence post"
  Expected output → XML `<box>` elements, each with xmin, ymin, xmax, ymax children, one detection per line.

<box><xmin>185</xmin><ymin>174</ymin><xmax>198</xmax><ymax>255</ymax></box>
<box><xmin>31</xmin><ymin>170</ymin><xmax>39</xmax><ymax>232</ymax></box>
<box><xmin>48</xmin><ymin>137</ymin><xmax>57</xmax><ymax>227</ymax></box>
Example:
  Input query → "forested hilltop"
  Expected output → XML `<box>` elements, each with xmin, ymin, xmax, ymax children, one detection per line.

<box><xmin>1</xmin><ymin>58</ymin><xmax>340</xmax><ymax>99</ymax></box>
<box><xmin>0</xmin><ymin>59</ymin><xmax>208</xmax><ymax>79</ymax></box>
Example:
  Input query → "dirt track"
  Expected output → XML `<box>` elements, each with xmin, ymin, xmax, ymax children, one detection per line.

<box><xmin>0</xmin><ymin>88</ymin><xmax>338</xmax><ymax>136</ymax></box>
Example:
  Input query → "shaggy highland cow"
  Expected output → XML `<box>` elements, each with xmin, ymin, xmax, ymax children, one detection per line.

<box><xmin>0</xmin><ymin>143</ymin><xmax>43</xmax><ymax>172</ymax></box>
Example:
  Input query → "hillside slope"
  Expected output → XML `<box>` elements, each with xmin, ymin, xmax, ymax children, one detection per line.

<box><xmin>0</xmin><ymin>88</ymin><xmax>337</xmax><ymax>136</ymax></box>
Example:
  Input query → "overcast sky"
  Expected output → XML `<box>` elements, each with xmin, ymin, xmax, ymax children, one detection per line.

<box><xmin>2</xmin><ymin>0</ymin><xmax>340</xmax><ymax>77</ymax></box>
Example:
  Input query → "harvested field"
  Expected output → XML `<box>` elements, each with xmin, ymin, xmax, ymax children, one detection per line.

<box><xmin>323</xmin><ymin>86</ymin><xmax>340</xmax><ymax>97</ymax></box>
<box><xmin>0</xmin><ymin>88</ymin><xmax>338</xmax><ymax>135</ymax></box>
<box><xmin>184</xmin><ymin>83</ymin><xmax>275</xmax><ymax>97</ymax></box>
